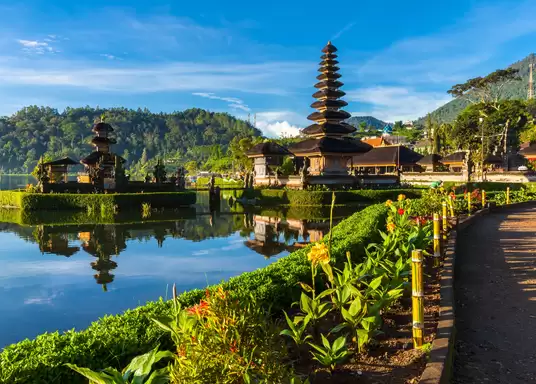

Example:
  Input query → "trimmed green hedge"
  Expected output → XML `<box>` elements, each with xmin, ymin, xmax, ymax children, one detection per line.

<box><xmin>0</xmin><ymin>204</ymin><xmax>388</xmax><ymax>384</ymax></box>
<box><xmin>0</xmin><ymin>191</ymin><xmax>196</xmax><ymax>211</ymax></box>
<box><xmin>242</xmin><ymin>188</ymin><xmax>422</xmax><ymax>206</ymax></box>
<box><xmin>195</xmin><ymin>177</ymin><xmax>244</xmax><ymax>188</ymax></box>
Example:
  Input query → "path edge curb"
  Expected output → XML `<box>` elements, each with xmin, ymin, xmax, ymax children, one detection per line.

<box><xmin>418</xmin><ymin>208</ymin><xmax>487</xmax><ymax>384</ymax></box>
<box><xmin>418</xmin><ymin>201</ymin><xmax>536</xmax><ymax>383</ymax></box>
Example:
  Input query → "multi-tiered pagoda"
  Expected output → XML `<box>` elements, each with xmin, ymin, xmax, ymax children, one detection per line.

<box><xmin>290</xmin><ymin>42</ymin><xmax>371</xmax><ymax>182</ymax></box>
<box><xmin>80</xmin><ymin>117</ymin><xmax>124</xmax><ymax>189</ymax></box>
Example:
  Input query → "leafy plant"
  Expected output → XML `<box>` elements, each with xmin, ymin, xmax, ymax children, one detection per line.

<box><xmin>308</xmin><ymin>335</ymin><xmax>350</xmax><ymax>371</ymax></box>
<box><xmin>66</xmin><ymin>346</ymin><xmax>173</xmax><ymax>383</ymax></box>
<box><xmin>280</xmin><ymin>311</ymin><xmax>312</xmax><ymax>346</ymax></box>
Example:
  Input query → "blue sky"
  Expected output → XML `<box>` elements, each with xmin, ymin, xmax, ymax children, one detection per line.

<box><xmin>0</xmin><ymin>0</ymin><xmax>535</xmax><ymax>137</ymax></box>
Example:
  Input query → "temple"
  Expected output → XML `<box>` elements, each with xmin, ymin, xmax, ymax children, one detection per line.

<box><xmin>79</xmin><ymin>117</ymin><xmax>125</xmax><ymax>190</ymax></box>
<box><xmin>289</xmin><ymin>41</ymin><xmax>371</xmax><ymax>185</ymax></box>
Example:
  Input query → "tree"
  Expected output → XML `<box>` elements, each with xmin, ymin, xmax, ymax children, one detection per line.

<box><xmin>448</xmin><ymin>68</ymin><xmax>521</xmax><ymax>107</ymax></box>
<box><xmin>393</xmin><ymin>121</ymin><xmax>404</xmax><ymax>131</ymax></box>
<box><xmin>184</xmin><ymin>161</ymin><xmax>198</xmax><ymax>175</ymax></box>
<box><xmin>358</xmin><ymin>121</ymin><xmax>367</xmax><ymax>132</ymax></box>
<box><xmin>140</xmin><ymin>148</ymin><xmax>148</xmax><ymax>165</ymax></box>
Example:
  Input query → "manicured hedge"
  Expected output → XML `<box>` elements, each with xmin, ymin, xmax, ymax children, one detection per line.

<box><xmin>242</xmin><ymin>188</ymin><xmax>422</xmax><ymax>206</ymax></box>
<box><xmin>0</xmin><ymin>191</ymin><xmax>196</xmax><ymax>211</ymax></box>
<box><xmin>0</xmin><ymin>204</ymin><xmax>388</xmax><ymax>384</ymax></box>
<box><xmin>195</xmin><ymin>177</ymin><xmax>244</xmax><ymax>189</ymax></box>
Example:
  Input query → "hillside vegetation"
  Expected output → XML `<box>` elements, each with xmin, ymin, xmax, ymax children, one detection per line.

<box><xmin>421</xmin><ymin>53</ymin><xmax>536</xmax><ymax>123</ymax></box>
<box><xmin>0</xmin><ymin>106</ymin><xmax>261</xmax><ymax>174</ymax></box>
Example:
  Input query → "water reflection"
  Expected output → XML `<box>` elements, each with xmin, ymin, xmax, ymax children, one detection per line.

<box><xmin>0</xmin><ymin>198</ymin><xmax>363</xmax><ymax>347</ymax></box>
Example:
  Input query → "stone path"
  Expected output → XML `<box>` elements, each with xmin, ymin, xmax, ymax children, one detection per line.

<box><xmin>453</xmin><ymin>207</ymin><xmax>536</xmax><ymax>383</ymax></box>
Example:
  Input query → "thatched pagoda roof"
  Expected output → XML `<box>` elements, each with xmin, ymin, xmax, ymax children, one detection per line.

<box><xmin>301</xmin><ymin>123</ymin><xmax>356</xmax><ymax>136</ymax></box>
<box><xmin>246</xmin><ymin>142</ymin><xmax>292</xmax><ymax>157</ymax></box>
<box><xmin>290</xmin><ymin>137</ymin><xmax>371</xmax><ymax>155</ymax></box>
<box><xmin>417</xmin><ymin>154</ymin><xmax>443</xmax><ymax>166</ymax></box>
<box><xmin>442</xmin><ymin>152</ymin><xmax>466</xmax><ymax>164</ymax></box>
<box><xmin>352</xmin><ymin>145</ymin><xmax>423</xmax><ymax>166</ymax></box>
<box><xmin>42</xmin><ymin>157</ymin><xmax>79</xmax><ymax>166</ymax></box>
<box><xmin>92</xmin><ymin>122</ymin><xmax>114</xmax><ymax>133</ymax></box>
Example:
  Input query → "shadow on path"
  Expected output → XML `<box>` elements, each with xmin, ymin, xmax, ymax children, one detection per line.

<box><xmin>453</xmin><ymin>207</ymin><xmax>536</xmax><ymax>383</ymax></box>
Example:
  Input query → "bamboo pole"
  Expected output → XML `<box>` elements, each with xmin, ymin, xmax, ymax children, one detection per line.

<box><xmin>482</xmin><ymin>190</ymin><xmax>486</xmax><ymax>208</ymax></box>
<box><xmin>448</xmin><ymin>195</ymin><xmax>455</xmax><ymax>217</ymax></box>
<box><xmin>412</xmin><ymin>249</ymin><xmax>424</xmax><ymax>348</ymax></box>
<box><xmin>442</xmin><ymin>202</ymin><xmax>448</xmax><ymax>241</ymax></box>
<box><xmin>467</xmin><ymin>191</ymin><xmax>471</xmax><ymax>215</ymax></box>
<box><xmin>507</xmin><ymin>187</ymin><xmax>510</xmax><ymax>205</ymax></box>
<box><xmin>433</xmin><ymin>213</ymin><xmax>441</xmax><ymax>267</ymax></box>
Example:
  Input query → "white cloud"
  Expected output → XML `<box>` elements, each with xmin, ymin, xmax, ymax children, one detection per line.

<box><xmin>17</xmin><ymin>39</ymin><xmax>59</xmax><ymax>55</ymax></box>
<box><xmin>0</xmin><ymin>60</ymin><xmax>308</xmax><ymax>95</ymax></box>
<box><xmin>193</xmin><ymin>92</ymin><xmax>250</xmax><ymax>112</ymax></box>
<box><xmin>347</xmin><ymin>86</ymin><xmax>451</xmax><ymax>122</ymax></box>
<box><xmin>100</xmin><ymin>54</ymin><xmax>119</xmax><ymax>60</ymax></box>
<box><xmin>331</xmin><ymin>22</ymin><xmax>356</xmax><ymax>40</ymax></box>
<box><xmin>254</xmin><ymin>111</ymin><xmax>305</xmax><ymax>138</ymax></box>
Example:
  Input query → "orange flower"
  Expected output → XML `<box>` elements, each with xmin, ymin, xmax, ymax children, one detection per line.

<box><xmin>187</xmin><ymin>299</ymin><xmax>210</xmax><ymax>317</ymax></box>
<box><xmin>387</xmin><ymin>222</ymin><xmax>396</xmax><ymax>232</ymax></box>
<box><xmin>385</xmin><ymin>199</ymin><xmax>393</xmax><ymax>207</ymax></box>
<box><xmin>230</xmin><ymin>340</ymin><xmax>238</xmax><ymax>353</ymax></box>
<box><xmin>307</xmin><ymin>243</ymin><xmax>330</xmax><ymax>266</ymax></box>
<box><xmin>397</xmin><ymin>194</ymin><xmax>406</xmax><ymax>201</ymax></box>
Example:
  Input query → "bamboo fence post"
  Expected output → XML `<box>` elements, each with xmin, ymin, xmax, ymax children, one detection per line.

<box><xmin>467</xmin><ymin>191</ymin><xmax>471</xmax><ymax>215</ymax></box>
<box><xmin>507</xmin><ymin>187</ymin><xmax>510</xmax><ymax>205</ymax></box>
<box><xmin>433</xmin><ymin>213</ymin><xmax>441</xmax><ymax>266</ymax></box>
<box><xmin>448</xmin><ymin>195</ymin><xmax>455</xmax><ymax>217</ymax></box>
<box><xmin>442</xmin><ymin>202</ymin><xmax>448</xmax><ymax>241</ymax></box>
<box><xmin>412</xmin><ymin>249</ymin><xmax>424</xmax><ymax>348</ymax></box>
<box><xmin>482</xmin><ymin>190</ymin><xmax>486</xmax><ymax>208</ymax></box>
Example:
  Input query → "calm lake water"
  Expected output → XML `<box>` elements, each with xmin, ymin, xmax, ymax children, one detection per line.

<box><xmin>0</xmin><ymin>175</ymin><xmax>361</xmax><ymax>348</ymax></box>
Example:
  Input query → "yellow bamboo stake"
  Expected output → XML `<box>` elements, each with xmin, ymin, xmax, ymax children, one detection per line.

<box><xmin>482</xmin><ymin>190</ymin><xmax>486</xmax><ymax>208</ymax></box>
<box><xmin>467</xmin><ymin>191</ymin><xmax>471</xmax><ymax>215</ymax></box>
<box><xmin>412</xmin><ymin>249</ymin><xmax>424</xmax><ymax>349</ymax></box>
<box><xmin>433</xmin><ymin>213</ymin><xmax>441</xmax><ymax>266</ymax></box>
<box><xmin>442</xmin><ymin>202</ymin><xmax>448</xmax><ymax>241</ymax></box>
<box><xmin>448</xmin><ymin>195</ymin><xmax>455</xmax><ymax>217</ymax></box>
<box><xmin>506</xmin><ymin>187</ymin><xmax>510</xmax><ymax>205</ymax></box>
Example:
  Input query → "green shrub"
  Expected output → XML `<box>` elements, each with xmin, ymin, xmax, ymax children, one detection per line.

<box><xmin>0</xmin><ymin>204</ymin><xmax>388</xmax><ymax>384</ymax></box>
<box><xmin>242</xmin><ymin>188</ymin><xmax>422</xmax><ymax>206</ymax></box>
<box><xmin>195</xmin><ymin>177</ymin><xmax>244</xmax><ymax>188</ymax></box>
<box><xmin>0</xmin><ymin>191</ymin><xmax>196</xmax><ymax>211</ymax></box>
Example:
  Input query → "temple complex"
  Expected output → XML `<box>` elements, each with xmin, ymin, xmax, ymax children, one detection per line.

<box><xmin>289</xmin><ymin>42</ymin><xmax>371</xmax><ymax>184</ymax></box>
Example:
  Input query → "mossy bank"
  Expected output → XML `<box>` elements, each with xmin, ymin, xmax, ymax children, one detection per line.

<box><xmin>0</xmin><ymin>190</ymin><xmax>196</xmax><ymax>211</ymax></box>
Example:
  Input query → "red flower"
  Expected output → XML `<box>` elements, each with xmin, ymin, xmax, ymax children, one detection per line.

<box><xmin>398</xmin><ymin>208</ymin><xmax>405</xmax><ymax>215</ymax></box>
<box><xmin>187</xmin><ymin>299</ymin><xmax>210</xmax><ymax>317</ymax></box>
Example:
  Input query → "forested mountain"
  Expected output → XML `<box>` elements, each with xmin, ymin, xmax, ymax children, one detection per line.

<box><xmin>420</xmin><ymin>53</ymin><xmax>536</xmax><ymax>124</ymax></box>
<box><xmin>346</xmin><ymin>115</ymin><xmax>387</xmax><ymax>130</ymax></box>
<box><xmin>0</xmin><ymin>106</ymin><xmax>261</xmax><ymax>173</ymax></box>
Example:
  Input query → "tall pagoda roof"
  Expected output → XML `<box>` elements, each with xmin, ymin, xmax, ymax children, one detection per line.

<box><xmin>301</xmin><ymin>123</ymin><xmax>355</xmax><ymax>136</ymax></box>
<box><xmin>92</xmin><ymin>122</ymin><xmax>114</xmax><ymax>132</ymax></box>
<box><xmin>289</xmin><ymin>137</ymin><xmax>371</xmax><ymax>155</ymax></box>
<box><xmin>352</xmin><ymin>145</ymin><xmax>423</xmax><ymax>166</ymax></box>
<box><xmin>91</xmin><ymin>136</ymin><xmax>117</xmax><ymax>145</ymax></box>
<box><xmin>246</xmin><ymin>142</ymin><xmax>292</xmax><ymax>157</ymax></box>
<box><xmin>321</xmin><ymin>42</ymin><xmax>337</xmax><ymax>53</ymax></box>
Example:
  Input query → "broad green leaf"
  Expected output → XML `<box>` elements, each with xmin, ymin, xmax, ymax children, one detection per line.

<box><xmin>316</xmin><ymin>288</ymin><xmax>335</xmax><ymax>300</ymax></box>
<box><xmin>300</xmin><ymin>293</ymin><xmax>312</xmax><ymax>313</ymax></box>
<box><xmin>330</xmin><ymin>323</ymin><xmax>347</xmax><ymax>333</ymax></box>
<box><xmin>145</xmin><ymin>367</ymin><xmax>170</xmax><ymax>384</ymax></box>
<box><xmin>348</xmin><ymin>297</ymin><xmax>362</xmax><ymax>317</ymax></box>
<box><xmin>321</xmin><ymin>334</ymin><xmax>330</xmax><ymax>349</ymax></box>
<box><xmin>369</xmin><ymin>275</ymin><xmax>384</xmax><ymax>291</ymax></box>
<box><xmin>332</xmin><ymin>336</ymin><xmax>346</xmax><ymax>352</ymax></box>
<box><xmin>298</xmin><ymin>282</ymin><xmax>314</xmax><ymax>293</ymax></box>
<box><xmin>65</xmin><ymin>364</ymin><xmax>115</xmax><ymax>384</ymax></box>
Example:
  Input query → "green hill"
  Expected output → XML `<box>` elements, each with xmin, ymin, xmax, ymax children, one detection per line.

<box><xmin>346</xmin><ymin>115</ymin><xmax>387</xmax><ymax>130</ymax></box>
<box><xmin>0</xmin><ymin>106</ymin><xmax>261</xmax><ymax>173</ymax></box>
<box><xmin>420</xmin><ymin>53</ymin><xmax>536</xmax><ymax>123</ymax></box>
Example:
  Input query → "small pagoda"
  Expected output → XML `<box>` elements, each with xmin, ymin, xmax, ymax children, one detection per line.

<box><xmin>80</xmin><ymin>116</ymin><xmax>124</xmax><ymax>189</ymax></box>
<box><xmin>289</xmin><ymin>42</ymin><xmax>371</xmax><ymax>184</ymax></box>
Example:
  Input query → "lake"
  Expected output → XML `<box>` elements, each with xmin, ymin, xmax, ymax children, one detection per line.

<box><xmin>0</xmin><ymin>175</ymin><xmax>361</xmax><ymax>348</ymax></box>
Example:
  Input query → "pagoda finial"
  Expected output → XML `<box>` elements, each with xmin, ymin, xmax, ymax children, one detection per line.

<box><xmin>327</xmin><ymin>40</ymin><xmax>332</xmax><ymax>45</ymax></box>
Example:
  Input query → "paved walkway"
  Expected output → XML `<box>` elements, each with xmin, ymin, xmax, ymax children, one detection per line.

<box><xmin>453</xmin><ymin>207</ymin><xmax>536</xmax><ymax>383</ymax></box>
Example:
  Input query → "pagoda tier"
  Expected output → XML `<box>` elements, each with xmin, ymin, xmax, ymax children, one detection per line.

<box><xmin>290</xmin><ymin>41</ymin><xmax>371</xmax><ymax>179</ymax></box>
